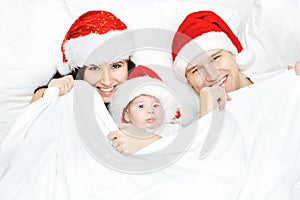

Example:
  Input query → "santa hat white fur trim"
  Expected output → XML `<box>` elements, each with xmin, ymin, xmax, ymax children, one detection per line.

<box><xmin>173</xmin><ymin>31</ymin><xmax>253</xmax><ymax>82</ymax></box>
<box><xmin>57</xmin><ymin>31</ymin><xmax>132</xmax><ymax>75</ymax></box>
<box><xmin>56</xmin><ymin>62</ymin><xmax>76</xmax><ymax>76</ymax></box>
<box><xmin>235</xmin><ymin>48</ymin><xmax>255</xmax><ymax>70</ymax></box>
<box><xmin>109</xmin><ymin>76</ymin><xmax>181</xmax><ymax>125</ymax></box>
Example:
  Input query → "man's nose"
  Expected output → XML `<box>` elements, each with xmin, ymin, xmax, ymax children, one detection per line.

<box><xmin>202</xmin><ymin>62</ymin><xmax>221</xmax><ymax>86</ymax></box>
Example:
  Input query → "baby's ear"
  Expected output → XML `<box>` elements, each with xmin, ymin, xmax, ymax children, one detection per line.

<box><xmin>124</xmin><ymin>110</ymin><xmax>130</xmax><ymax>122</ymax></box>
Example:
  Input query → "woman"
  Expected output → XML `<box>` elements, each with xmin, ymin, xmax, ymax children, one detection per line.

<box><xmin>30</xmin><ymin>10</ymin><xmax>135</xmax><ymax>105</ymax></box>
<box><xmin>29</xmin><ymin>10</ymin><xmax>163</xmax><ymax>155</ymax></box>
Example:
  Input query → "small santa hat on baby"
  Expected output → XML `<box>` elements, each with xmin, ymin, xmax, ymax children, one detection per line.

<box><xmin>172</xmin><ymin>10</ymin><xmax>254</xmax><ymax>82</ymax></box>
<box><xmin>109</xmin><ymin>65</ymin><xmax>181</xmax><ymax>125</ymax></box>
<box><xmin>57</xmin><ymin>10</ymin><xmax>130</xmax><ymax>75</ymax></box>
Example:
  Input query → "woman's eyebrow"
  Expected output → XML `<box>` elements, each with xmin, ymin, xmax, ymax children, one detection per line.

<box><xmin>88</xmin><ymin>64</ymin><xmax>99</xmax><ymax>67</ymax></box>
<box><xmin>113</xmin><ymin>60</ymin><xmax>126</xmax><ymax>64</ymax></box>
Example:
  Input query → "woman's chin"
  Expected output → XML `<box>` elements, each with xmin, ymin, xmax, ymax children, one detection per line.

<box><xmin>102</xmin><ymin>97</ymin><xmax>112</xmax><ymax>104</ymax></box>
<box><xmin>98</xmin><ymin>94</ymin><xmax>112</xmax><ymax>103</ymax></box>
<box><xmin>95</xmin><ymin>89</ymin><xmax>113</xmax><ymax>103</ymax></box>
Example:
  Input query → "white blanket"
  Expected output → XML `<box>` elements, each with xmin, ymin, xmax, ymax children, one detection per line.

<box><xmin>0</xmin><ymin>71</ymin><xmax>299</xmax><ymax>200</ymax></box>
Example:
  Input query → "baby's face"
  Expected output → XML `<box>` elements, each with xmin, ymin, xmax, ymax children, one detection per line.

<box><xmin>125</xmin><ymin>95</ymin><xmax>165</xmax><ymax>130</ymax></box>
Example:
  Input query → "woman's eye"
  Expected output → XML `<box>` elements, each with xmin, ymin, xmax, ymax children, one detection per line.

<box><xmin>89</xmin><ymin>66</ymin><xmax>101</xmax><ymax>71</ymax></box>
<box><xmin>111</xmin><ymin>63</ymin><xmax>122</xmax><ymax>69</ymax></box>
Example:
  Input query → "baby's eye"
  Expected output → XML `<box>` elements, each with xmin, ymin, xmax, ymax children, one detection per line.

<box><xmin>138</xmin><ymin>104</ymin><xmax>144</xmax><ymax>108</ymax></box>
<box><xmin>153</xmin><ymin>103</ymin><xmax>160</xmax><ymax>108</ymax></box>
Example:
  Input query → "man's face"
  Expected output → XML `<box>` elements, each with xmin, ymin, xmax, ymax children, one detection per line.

<box><xmin>185</xmin><ymin>49</ymin><xmax>241</xmax><ymax>94</ymax></box>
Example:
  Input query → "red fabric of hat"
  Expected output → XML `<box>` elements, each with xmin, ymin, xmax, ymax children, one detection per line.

<box><xmin>127</xmin><ymin>65</ymin><xmax>162</xmax><ymax>81</ymax></box>
<box><xmin>62</xmin><ymin>10</ymin><xmax>127</xmax><ymax>63</ymax></box>
<box><xmin>57</xmin><ymin>10</ymin><xmax>128</xmax><ymax>75</ymax></box>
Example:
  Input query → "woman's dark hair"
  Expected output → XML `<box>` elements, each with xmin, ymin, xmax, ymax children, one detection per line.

<box><xmin>127</xmin><ymin>56</ymin><xmax>136</xmax><ymax>75</ymax></box>
<box><xmin>34</xmin><ymin>57</ymin><xmax>136</xmax><ymax>94</ymax></box>
<box><xmin>50</xmin><ymin>68</ymin><xmax>79</xmax><ymax>80</ymax></box>
<box><xmin>127</xmin><ymin>57</ymin><xmax>135</xmax><ymax>74</ymax></box>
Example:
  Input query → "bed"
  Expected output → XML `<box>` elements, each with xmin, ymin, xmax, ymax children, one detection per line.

<box><xmin>1</xmin><ymin>0</ymin><xmax>300</xmax><ymax>199</ymax></box>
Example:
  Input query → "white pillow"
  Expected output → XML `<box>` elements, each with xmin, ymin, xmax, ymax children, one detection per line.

<box><xmin>240</xmin><ymin>0</ymin><xmax>300</xmax><ymax>82</ymax></box>
<box><xmin>0</xmin><ymin>0</ymin><xmax>74</xmax><ymax>138</ymax></box>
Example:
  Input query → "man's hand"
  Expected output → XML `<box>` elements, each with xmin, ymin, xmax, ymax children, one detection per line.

<box><xmin>199</xmin><ymin>85</ymin><xmax>231</xmax><ymax>118</ymax></box>
<box><xmin>288</xmin><ymin>61</ymin><xmax>300</xmax><ymax>75</ymax></box>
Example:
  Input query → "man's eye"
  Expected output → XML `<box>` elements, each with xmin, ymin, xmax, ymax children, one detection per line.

<box><xmin>212</xmin><ymin>55</ymin><xmax>221</xmax><ymax>61</ymax></box>
<box><xmin>192</xmin><ymin>67</ymin><xmax>201</xmax><ymax>74</ymax></box>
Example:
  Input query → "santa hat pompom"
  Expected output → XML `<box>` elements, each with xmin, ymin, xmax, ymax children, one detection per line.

<box><xmin>172</xmin><ymin>11</ymin><xmax>254</xmax><ymax>82</ymax></box>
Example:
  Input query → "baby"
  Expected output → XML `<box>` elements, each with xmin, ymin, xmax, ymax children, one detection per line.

<box><xmin>123</xmin><ymin>94</ymin><xmax>165</xmax><ymax>132</ymax></box>
<box><xmin>109</xmin><ymin>65</ymin><xmax>182</xmax><ymax>137</ymax></box>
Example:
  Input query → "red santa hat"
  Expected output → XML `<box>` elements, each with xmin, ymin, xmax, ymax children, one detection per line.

<box><xmin>172</xmin><ymin>11</ymin><xmax>254</xmax><ymax>82</ymax></box>
<box><xmin>109</xmin><ymin>65</ymin><xmax>181</xmax><ymax>125</ymax></box>
<box><xmin>57</xmin><ymin>10</ymin><xmax>130</xmax><ymax>75</ymax></box>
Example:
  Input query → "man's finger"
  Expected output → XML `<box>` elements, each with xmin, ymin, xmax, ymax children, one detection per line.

<box><xmin>217</xmin><ymin>97</ymin><xmax>226</xmax><ymax>111</ymax></box>
<box><xmin>226</xmin><ymin>94</ymin><xmax>232</xmax><ymax>101</ymax></box>
<box><xmin>295</xmin><ymin>63</ymin><xmax>300</xmax><ymax>75</ymax></box>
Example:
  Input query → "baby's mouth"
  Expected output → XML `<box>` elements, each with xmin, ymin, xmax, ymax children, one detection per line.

<box><xmin>146</xmin><ymin>118</ymin><xmax>156</xmax><ymax>123</ymax></box>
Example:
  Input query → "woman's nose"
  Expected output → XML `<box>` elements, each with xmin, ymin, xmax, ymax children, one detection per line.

<box><xmin>99</xmin><ymin>69</ymin><xmax>112</xmax><ymax>86</ymax></box>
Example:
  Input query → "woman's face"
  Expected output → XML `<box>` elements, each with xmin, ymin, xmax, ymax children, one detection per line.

<box><xmin>84</xmin><ymin>60</ymin><xmax>129</xmax><ymax>103</ymax></box>
<box><xmin>125</xmin><ymin>95</ymin><xmax>165</xmax><ymax>130</ymax></box>
<box><xmin>185</xmin><ymin>49</ymin><xmax>241</xmax><ymax>94</ymax></box>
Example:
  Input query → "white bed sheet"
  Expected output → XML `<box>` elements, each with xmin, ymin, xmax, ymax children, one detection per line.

<box><xmin>0</xmin><ymin>70</ymin><xmax>299</xmax><ymax>200</ymax></box>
